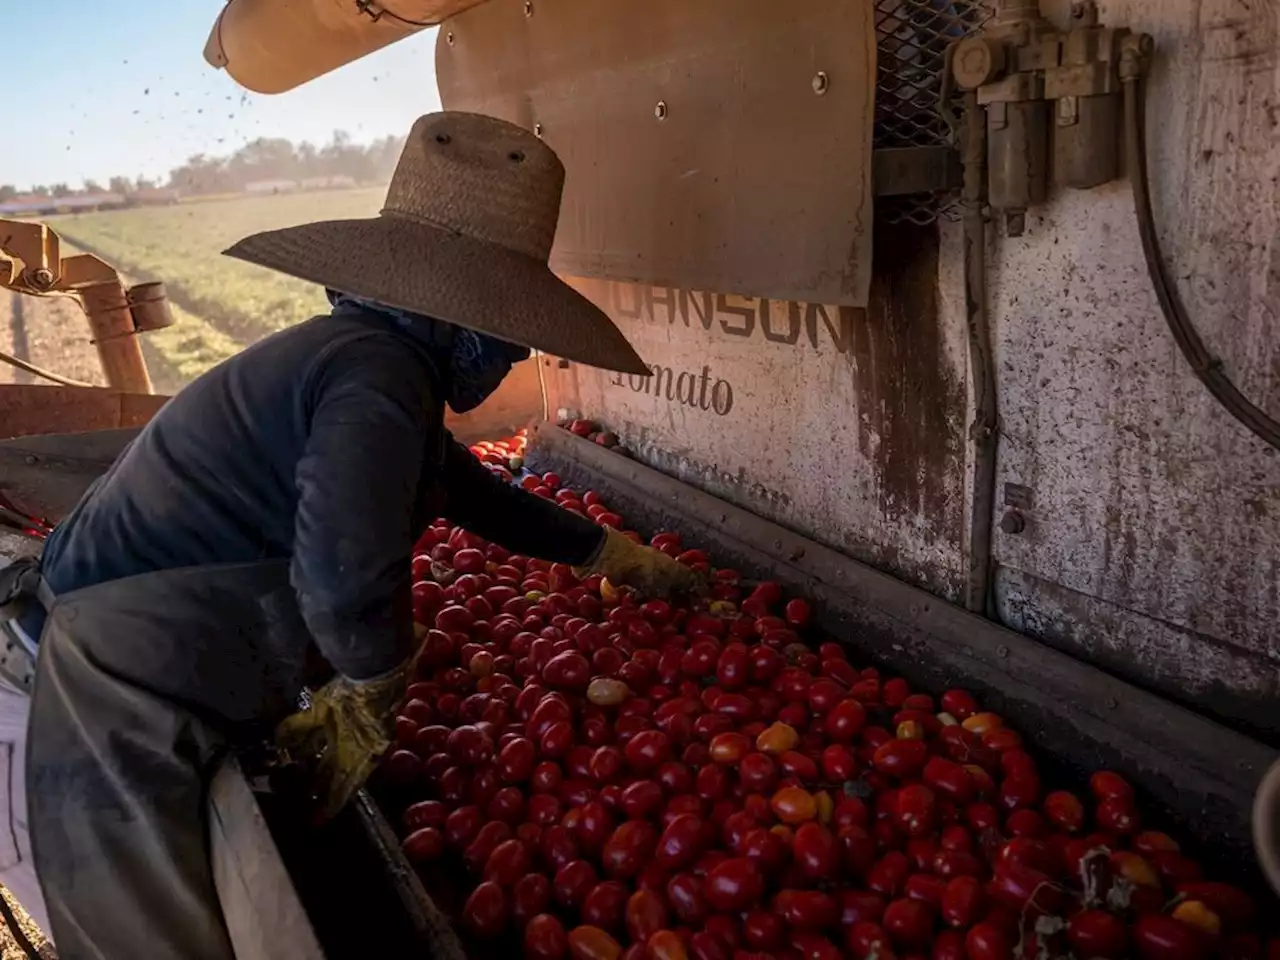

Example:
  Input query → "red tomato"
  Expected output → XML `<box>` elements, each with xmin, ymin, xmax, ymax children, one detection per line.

<box><xmin>774</xmin><ymin>889</ymin><xmax>839</xmax><ymax>930</ymax></box>
<box><xmin>743</xmin><ymin>909</ymin><xmax>788</xmax><ymax>950</ymax></box>
<box><xmin>581</xmin><ymin>881</ymin><xmax>629</xmax><ymax>933</ymax></box>
<box><xmin>821</xmin><ymin>744</ymin><xmax>858</xmax><ymax>781</ymax></box>
<box><xmin>965</xmin><ymin>921</ymin><xmax>1014</xmax><ymax>960</ymax></box>
<box><xmin>655</xmin><ymin>815</ymin><xmax>706</xmax><ymax>872</ymax></box>
<box><xmin>704</xmin><ymin>858</ymin><xmax>765</xmax><ymax>911</ymax></box>
<box><xmin>896</xmin><ymin>784</ymin><xmax>938</xmax><ymax>838</ymax></box>
<box><xmin>402</xmin><ymin>827</ymin><xmax>444</xmax><ymax>863</ymax></box>
<box><xmin>793</xmin><ymin>822</ymin><xmax>839</xmax><ymax>880</ymax></box>
<box><xmin>866</xmin><ymin>851</ymin><xmax>912</xmax><ymax>898</ymax></box>
<box><xmin>873</xmin><ymin>740</ymin><xmax>929</xmax><ymax>778</ymax></box>
<box><xmin>741</xmin><ymin>828</ymin><xmax>789</xmax><ymax>873</ymax></box>
<box><xmin>567</xmin><ymin>925</ymin><xmax>622</xmax><ymax>960</ymax></box>
<box><xmin>825</xmin><ymin>700</ymin><xmax>868</xmax><ymax>742</ymax></box>
<box><xmin>626</xmin><ymin>889</ymin><xmax>669</xmax><ymax>942</ymax></box>
<box><xmin>620</xmin><ymin>781</ymin><xmax>665</xmax><ymax>820</ymax></box>
<box><xmin>1042</xmin><ymin>790</ymin><xmax>1085</xmax><ymax>832</ymax></box>
<box><xmin>1066</xmin><ymin>910</ymin><xmax>1128</xmax><ymax>959</ymax></box>
<box><xmin>554</xmin><ymin>860</ymin><xmax>599</xmax><ymax>911</ymax></box>
<box><xmin>1096</xmin><ymin>796</ymin><xmax>1141</xmax><ymax>834</ymax></box>
<box><xmin>923</xmin><ymin>757</ymin><xmax>975</xmax><ymax>804</ymax></box>
<box><xmin>483</xmin><ymin>838</ymin><xmax>532</xmax><ymax>886</ymax></box>
<box><xmin>709</xmin><ymin>732</ymin><xmax>752</xmax><ymax>764</ymax></box>
<box><xmin>1131</xmin><ymin>915</ymin><xmax>1208</xmax><ymax>960</ymax></box>
<box><xmin>940</xmin><ymin>876</ymin><xmax>983</xmax><ymax>929</ymax></box>
<box><xmin>883</xmin><ymin>898</ymin><xmax>935</xmax><ymax>949</ymax></box>
<box><xmin>625</xmin><ymin>730</ymin><xmax>672</xmax><ymax>772</ymax></box>
<box><xmin>1090</xmin><ymin>770</ymin><xmax>1135</xmax><ymax>802</ymax></box>
<box><xmin>512</xmin><ymin>873</ymin><xmax>552</xmax><ymax>926</ymax></box>
<box><xmin>846</xmin><ymin>921</ymin><xmax>894</xmax><ymax>959</ymax></box>
<box><xmin>665</xmin><ymin>872</ymin><xmax>708</xmax><ymax>925</ymax></box>
<box><xmin>904</xmin><ymin>874</ymin><xmax>948</xmax><ymax>909</ymax></box>
<box><xmin>525</xmin><ymin>913</ymin><xmax>570</xmax><ymax>960</ymax></box>
<box><xmin>602</xmin><ymin>820</ymin><xmax>659</xmax><ymax>879</ymax></box>
<box><xmin>933</xmin><ymin>929</ymin><xmax>966</xmax><ymax>960</ymax></box>
<box><xmin>1175</xmin><ymin>883</ymin><xmax>1255</xmax><ymax>931</ymax></box>
<box><xmin>461</xmin><ymin>881</ymin><xmax>508</xmax><ymax>939</ymax></box>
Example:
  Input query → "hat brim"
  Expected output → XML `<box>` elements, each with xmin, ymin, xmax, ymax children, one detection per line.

<box><xmin>223</xmin><ymin>215</ymin><xmax>650</xmax><ymax>376</ymax></box>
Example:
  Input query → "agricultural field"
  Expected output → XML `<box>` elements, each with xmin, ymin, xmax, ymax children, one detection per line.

<box><xmin>1</xmin><ymin>188</ymin><xmax>386</xmax><ymax>393</ymax></box>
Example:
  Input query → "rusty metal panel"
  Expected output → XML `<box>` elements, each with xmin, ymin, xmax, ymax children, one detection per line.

<box><xmin>0</xmin><ymin>385</ymin><xmax>168</xmax><ymax>441</ymax></box>
<box><xmin>437</xmin><ymin>0</ymin><xmax>876</xmax><ymax>306</ymax></box>
<box><xmin>543</xmin><ymin>222</ymin><xmax>969</xmax><ymax>599</ymax></box>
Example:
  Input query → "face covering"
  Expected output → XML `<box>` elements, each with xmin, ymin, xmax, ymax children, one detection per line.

<box><xmin>327</xmin><ymin>290</ymin><xmax>531</xmax><ymax>413</ymax></box>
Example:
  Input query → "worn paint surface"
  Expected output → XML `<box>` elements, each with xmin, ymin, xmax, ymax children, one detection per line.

<box><xmin>548</xmin><ymin>223</ymin><xmax>969</xmax><ymax>599</ymax></box>
<box><xmin>541</xmin><ymin>0</ymin><xmax>1279</xmax><ymax>733</ymax></box>
<box><xmin>987</xmin><ymin>0</ymin><xmax>1280</xmax><ymax>733</ymax></box>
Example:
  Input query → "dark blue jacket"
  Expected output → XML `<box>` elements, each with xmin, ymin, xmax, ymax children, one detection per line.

<box><xmin>32</xmin><ymin>303</ymin><xmax>602</xmax><ymax>679</ymax></box>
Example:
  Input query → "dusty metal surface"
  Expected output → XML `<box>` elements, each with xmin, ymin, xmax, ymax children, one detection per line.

<box><xmin>528</xmin><ymin>423</ymin><xmax>1278</xmax><ymax>880</ymax></box>
<box><xmin>984</xmin><ymin>0</ymin><xmax>1280</xmax><ymax>738</ymax></box>
<box><xmin>0</xmin><ymin>385</ymin><xmax>166</xmax><ymax>441</ymax></box>
<box><xmin>0</xmin><ymin>429</ymin><xmax>135</xmax><ymax>522</ymax></box>
<box><xmin>547</xmin><ymin>221</ymin><xmax>969</xmax><ymax>600</ymax></box>
<box><xmin>437</xmin><ymin>0</ymin><xmax>875</xmax><ymax>306</ymax></box>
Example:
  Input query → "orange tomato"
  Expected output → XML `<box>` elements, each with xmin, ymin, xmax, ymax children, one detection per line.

<box><xmin>772</xmin><ymin>786</ymin><xmax>818</xmax><ymax>825</ymax></box>
<box><xmin>961</xmin><ymin>712</ymin><xmax>1003</xmax><ymax>735</ymax></box>
<box><xmin>756</xmin><ymin>722</ymin><xmax>800</xmax><ymax>756</ymax></box>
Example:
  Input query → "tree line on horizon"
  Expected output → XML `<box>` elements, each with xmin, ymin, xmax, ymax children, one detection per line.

<box><xmin>0</xmin><ymin>130</ymin><xmax>406</xmax><ymax>203</ymax></box>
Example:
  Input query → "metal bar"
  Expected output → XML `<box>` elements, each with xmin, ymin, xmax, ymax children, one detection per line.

<box><xmin>78</xmin><ymin>280</ymin><xmax>153</xmax><ymax>394</ymax></box>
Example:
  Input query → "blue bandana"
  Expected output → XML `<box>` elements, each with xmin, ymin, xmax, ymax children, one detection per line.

<box><xmin>326</xmin><ymin>290</ymin><xmax>530</xmax><ymax>413</ymax></box>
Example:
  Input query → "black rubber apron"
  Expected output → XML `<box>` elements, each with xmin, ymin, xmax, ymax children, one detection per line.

<box><xmin>27</xmin><ymin>558</ymin><xmax>315</xmax><ymax>960</ymax></box>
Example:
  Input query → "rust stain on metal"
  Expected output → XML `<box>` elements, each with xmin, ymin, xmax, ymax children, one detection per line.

<box><xmin>858</xmin><ymin>222</ymin><xmax>967</xmax><ymax>547</ymax></box>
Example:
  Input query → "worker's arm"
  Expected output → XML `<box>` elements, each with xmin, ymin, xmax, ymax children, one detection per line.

<box><xmin>439</xmin><ymin>439</ymin><xmax>605</xmax><ymax>565</ymax></box>
<box><xmin>439</xmin><ymin>439</ymin><xmax>702</xmax><ymax>597</ymax></box>
<box><xmin>290</xmin><ymin>335</ymin><xmax>432</xmax><ymax>681</ymax></box>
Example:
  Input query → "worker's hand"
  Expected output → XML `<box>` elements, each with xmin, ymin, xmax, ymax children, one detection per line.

<box><xmin>275</xmin><ymin>661</ymin><xmax>408</xmax><ymax>821</ymax></box>
<box><xmin>575</xmin><ymin>527</ymin><xmax>705</xmax><ymax>600</ymax></box>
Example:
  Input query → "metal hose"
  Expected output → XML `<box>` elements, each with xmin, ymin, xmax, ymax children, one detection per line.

<box><xmin>1124</xmin><ymin>76</ymin><xmax>1280</xmax><ymax>451</ymax></box>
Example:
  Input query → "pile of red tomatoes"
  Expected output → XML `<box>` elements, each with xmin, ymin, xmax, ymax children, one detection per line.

<box><xmin>384</xmin><ymin>433</ymin><xmax>1267</xmax><ymax>960</ymax></box>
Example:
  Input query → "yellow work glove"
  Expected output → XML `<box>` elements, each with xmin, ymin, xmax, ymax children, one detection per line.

<box><xmin>575</xmin><ymin>527</ymin><xmax>705</xmax><ymax>600</ymax></box>
<box><xmin>275</xmin><ymin>661</ymin><xmax>408</xmax><ymax>821</ymax></box>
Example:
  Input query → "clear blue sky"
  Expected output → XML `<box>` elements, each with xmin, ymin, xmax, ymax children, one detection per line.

<box><xmin>2</xmin><ymin>1</ymin><xmax>441</xmax><ymax>190</ymax></box>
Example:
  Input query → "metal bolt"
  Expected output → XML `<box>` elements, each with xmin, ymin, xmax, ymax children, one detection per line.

<box><xmin>996</xmin><ymin>645</ymin><xmax>1009</xmax><ymax>658</ymax></box>
<box><xmin>524</xmin><ymin>1</ymin><xmax>533</xmax><ymax>16</ymax></box>
<box><xmin>654</xmin><ymin>100</ymin><xmax>668</xmax><ymax>120</ymax></box>
<box><xmin>446</xmin><ymin>31</ymin><xmax>454</xmax><ymax>45</ymax></box>
<box><xmin>1000</xmin><ymin>510</ymin><xmax>1026</xmax><ymax>535</ymax></box>
<box><xmin>28</xmin><ymin>267</ymin><xmax>55</xmax><ymax>289</ymax></box>
<box><xmin>812</xmin><ymin>71</ymin><xmax>829</xmax><ymax>95</ymax></box>
<box><xmin>24</xmin><ymin>455</ymin><xmax>37</xmax><ymax>465</ymax></box>
<box><xmin>533</xmin><ymin>123</ymin><xmax>543</xmax><ymax>138</ymax></box>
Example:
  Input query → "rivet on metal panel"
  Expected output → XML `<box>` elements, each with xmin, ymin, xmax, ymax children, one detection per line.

<box><xmin>29</xmin><ymin>268</ymin><xmax>55</xmax><ymax>290</ymax></box>
<box><xmin>999</xmin><ymin>510</ymin><xmax>1026</xmax><ymax>535</ymax></box>
<box><xmin>654</xmin><ymin>101</ymin><xmax>668</xmax><ymax>121</ymax></box>
<box><xmin>446</xmin><ymin>31</ymin><xmax>454</xmax><ymax>45</ymax></box>
<box><xmin>812</xmin><ymin>71</ymin><xmax>829</xmax><ymax>96</ymax></box>
<box><xmin>996</xmin><ymin>645</ymin><xmax>1009</xmax><ymax>658</ymax></box>
<box><xmin>24</xmin><ymin>456</ymin><xmax>37</xmax><ymax>466</ymax></box>
<box><xmin>524</xmin><ymin>1</ymin><xmax>533</xmax><ymax>16</ymax></box>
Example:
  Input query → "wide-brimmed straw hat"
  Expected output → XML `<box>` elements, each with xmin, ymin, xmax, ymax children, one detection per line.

<box><xmin>223</xmin><ymin>111</ymin><xmax>648</xmax><ymax>375</ymax></box>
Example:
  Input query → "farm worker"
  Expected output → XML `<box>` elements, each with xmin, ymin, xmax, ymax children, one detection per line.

<box><xmin>1</xmin><ymin>112</ymin><xmax>694</xmax><ymax>960</ymax></box>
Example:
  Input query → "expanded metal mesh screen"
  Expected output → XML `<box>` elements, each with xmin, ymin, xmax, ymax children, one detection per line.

<box><xmin>874</xmin><ymin>0</ymin><xmax>987</xmax><ymax>224</ymax></box>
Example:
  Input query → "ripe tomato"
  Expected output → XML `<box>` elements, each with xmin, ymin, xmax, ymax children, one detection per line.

<box><xmin>882</xmin><ymin>898</ymin><xmax>935</xmax><ymax>949</ymax></box>
<box><xmin>825</xmin><ymin>700</ymin><xmax>868</xmax><ymax>742</ymax></box>
<box><xmin>933</xmin><ymin>929</ymin><xmax>967</xmax><ymax>960</ymax></box>
<box><xmin>792</xmin><ymin>822</ymin><xmax>839</xmax><ymax>879</ymax></box>
<box><xmin>772</xmin><ymin>786</ymin><xmax>818</xmax><ymax>824</ymax></box>
<box><xmin>895</xmin><ymin>784</ymin><xmax>938</xmax><ymax>838</ymax></box>
<box><xmin>581</xmin><ymin>881</ymin><xmax>629</xmax><ymax>933</ymax></box>
<box><xmin>708</xmin><ymin>732</ymin><xmax>752</xmax><ymax>764</ymax></box>
<box><xmin>966</xmin><ymin>920</ymin><xmax>1015</xmax><ymax>960</ymax></box>
<box><xmin>774</xmin><ymin>889</ymin><xmax>839</xmax><ymax>930</ymax></box>
<box><xmin>1090</xmin><ymin>770</ymin><xmax>1135</xmax><ymax>802</ymax></box>
<box><xmin>402</xmin><ymin>827</ymin><xmax>443</xmax><ymax>863</ymax></box>
<box><xmin>624</xmin><ymin>730</ymin><xmax>672</xmax><ymax>772</ymax></box>
<box><xmin>866</xmin><ymin>851</ymin><xmax>912</xmax><ymax>898</ymax></box>
<box><xmin>461</xmin><ymin>881</ymin><xmax>508</xmax><ymax>939</ymax></box>
<box><xmin>1042</xmin><ymin>790</ymin><xmax>1085</xmax><ymax>832</ymax></box>
<box><xmin>620</xmin><ymin>780</ymin><xmax>665</xmax><ymax>820</ymax></box>
<box><xmin>873</xmin><ymin>739</ymin><xmax>929</xmax><ymax>778</ymax></box>
<box><xmin>567</xmin><ymin>925</ymin><xmax>622</xmax><ymax>960</ymax></box>
<box><xmin>512</xmin><ymin>873</ymin><xmax>552</xmax><ymax>925</ymax></box>
<box><xmin>602</xmin><ymin>820</ymin><xmax>659</xmax><ymax>879</ymax></box>
<box><xmin>646</xmin><ymin>929</ymin><xmax>687</xmax><ymax>960</ymax></box>
<box><xmin>1096</xmin><ymin>795</ymin><xmax>1141</xmax><ymax>834</ymax></box>
<box><xmin>483</xmin><ymin>838</ymin><xmax>531</xmax><ymax>885</ymax></box>
<box><xmin>655</xmin><ymin>815</ymin><xmax>706</xmax><ymax>872</ymax></box>
<box><xmin>1132</xmin><ymin>915</ymin><xmax>1208</xmax><ymax>960</ymax></box>
<box><xmin>525</xmin><ymin>913</ymin><xmax>570</xmax><ymax>960</ymax></box>
<box><xmin>743</xmin><ymin>909</ymin><xmax>787</xmax><ymax>950</ymax></box>
<box><xmin>665</xmin><ymin>872</ymin><xmax>708</xmax><ymax>925</ymax></box>
<box><xmin>904</xmin><ymin>873</ymin><xmax>947</xmax><ymax>909</ymax></box>
<box><xmin>1065</xmin><ymin>910</ymin><xmax>1128</xmax><ymax>959</ymax></box>
<box><xmin>940</xmin><ymin>876</ymin><xmax>983</xmax><ymax>929</ymax></box>
<box><xmin>704</xmin><ymin>857</ymin><xmax>764</xmax><ymax>911</ymax></box>
<box><xmin>625</xmin><ymin>888</ymin><xmax>670</xmax><ymax>942</ymax></box>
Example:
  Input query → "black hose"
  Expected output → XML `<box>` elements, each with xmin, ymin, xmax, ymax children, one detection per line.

<box><xmin>1124</xmin><ymin>77</ymin><xmax>1280</xmax><ymax>451</ymax></box>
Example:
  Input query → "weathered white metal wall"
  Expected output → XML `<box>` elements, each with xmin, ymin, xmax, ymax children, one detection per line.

<box><xmin>545</xmin><ymin>0</ymin><xmax>1280</xmax><ymax>737</ymax></box>
<box><xmin>989</xmin><ymin>0</ymin><xmax>1280</xmax><ymax>736</ymax></box>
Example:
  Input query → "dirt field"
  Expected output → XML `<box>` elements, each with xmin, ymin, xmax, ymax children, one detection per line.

<box><xmin>2</xmin><ymin>188</ymin><xmax>385</xmax><ymax>393</ymax></box>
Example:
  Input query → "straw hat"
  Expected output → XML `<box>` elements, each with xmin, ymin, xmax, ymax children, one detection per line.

<box><xmin>223</xmin><ymin>112</ymin><xmax>649</xmax><ymax>375</ymax></box>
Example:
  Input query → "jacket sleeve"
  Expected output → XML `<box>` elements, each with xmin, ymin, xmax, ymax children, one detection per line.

<box><xmin>290</xmin><ymin>336</ymin><xmax>432</xmax><ymax>681</ymax></box>
<box><xmin>440</xmin><ymin>440</ymin><xmax>605</xmax><ymax>566</ymax></box>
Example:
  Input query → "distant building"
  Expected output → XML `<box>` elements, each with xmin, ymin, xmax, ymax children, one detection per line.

<box><xmin>300</xmin><ymin>175</ymin><xmax>357</xmax><ymax>191</ymax></box>
<box><xmin>0</xmin><ymin>193</ymin><xmax>128</xmax><ymax>216</ymax></box>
